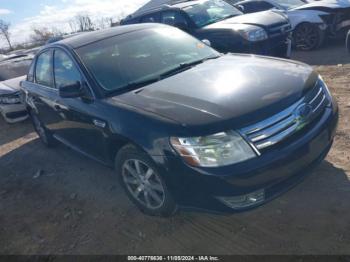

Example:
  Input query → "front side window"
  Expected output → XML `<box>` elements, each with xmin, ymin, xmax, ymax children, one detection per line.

<box><xmin>274</xmin><ymin>0</ymin><xmax>305</xmax><ymax>9</ymax></box>
<box><xmin>241</xmin><ymin>1</ymin><xmax>273</xmax><ymax>12</ymax></box>
<box><xmin>77</xmin><ymin>27</ymin><xmax>219</xmax><ymax>94</ymax></box>
<box><xmin>183</xmin><ymin>0</ymin><xmax>242</xmax><ymax>27</ymax></box>
<box><xmin>35</xmin><ymin>51</ymin><xmax>53</xmax><ymax>87</ymax></box>
<box><xmin>258</xmin><ymin>1</ymin><xmax>274</xmax><ymax>10</ymax></box>
<box><xmin>54</xmin><ymin>49</ymin><xmax>81</xmax><ymax>88</ymax></box>
<box><xmin>140</xmin><ymin>13</ymin><xmax>160</xmax><ymax>23</ymax></box>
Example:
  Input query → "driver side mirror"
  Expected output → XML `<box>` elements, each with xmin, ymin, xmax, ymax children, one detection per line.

<box><xmin>202</xmin><ymin>39</ymin><xmax>211</xmax><ymax>47</ymax></box>
<box><xmin>59</xmin><ymin>81</ymin><xmax>83</xmax><ymax>98</ymax></box>
<box><xmin>237</xmin><ymin>5</ymin><xmax>245</xmax><ymax>12</ymax></box>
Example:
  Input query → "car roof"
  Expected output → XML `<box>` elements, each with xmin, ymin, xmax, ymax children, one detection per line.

<box><xmin>50</xmin><ymin>24</ymin><xmax>166</xmax><ymax>49</ymax></box>
<box><xmin>171</xmin><ymin>0</ymin><xmax>204</xmax><ymax>8</ymax></box>
<box><xmin>126</xmin><ymin>0</ymin><xmax>204</xmax><ymax>20</ymax></box>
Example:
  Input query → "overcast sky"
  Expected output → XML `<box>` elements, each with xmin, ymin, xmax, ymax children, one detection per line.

<box><xmin>0</xmin><ymin>0</ymin><xmax>148</xmax><ymax>48</ymax></box>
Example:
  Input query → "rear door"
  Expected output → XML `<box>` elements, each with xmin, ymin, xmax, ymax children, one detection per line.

<box><xmin>25</xmin><ymin>49</ymin><xmax>64</xmax><ymax>133</ymax></box>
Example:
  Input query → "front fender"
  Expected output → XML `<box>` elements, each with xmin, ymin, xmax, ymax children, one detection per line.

<box><xmin>287</xmin><ymin>10</ymin><xmax>328</xmax><ymax>29</ymax></box>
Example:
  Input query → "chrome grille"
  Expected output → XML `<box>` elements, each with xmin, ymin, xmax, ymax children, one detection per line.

<box><xmin>240</xmin><ymin>82</ymin><xmax>328</xmax><ymax>152</ymax></box>
<box><xmin>268</xmin><ymin>23</ymin><xmax>292</xmax><ymax>38</ymax></box>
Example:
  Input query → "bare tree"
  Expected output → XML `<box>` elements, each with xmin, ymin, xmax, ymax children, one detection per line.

<box><xmin>95</xmin><ymin>17</ymin><xmax>113</xmax><ymax>30</ymax></box>
<box><xmin>68</xmin><ymin>19</ymin><xmax>79</xmax><ymax>33</ymax></box>
<box><xmin>30</xmin><ymin>26</ymin><xmax>63</xmax><ymax>44</ymax></box>
<box><xmin>76</xmin><ymin>14</ymin><xmax>94</xmax><ymax>32</ymax></box>
<box><xmin>0</xmin><ymin>19</ymin><xmax>13</xmax><ymax>50</ymax></box>
<box><xmin>30</xmin><ymin>27</ymin><xmax>55</xmax><ymax>44</ymax></box>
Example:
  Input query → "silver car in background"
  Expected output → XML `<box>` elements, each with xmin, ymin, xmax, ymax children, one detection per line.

<box><xmin>0</xmin><ymin>76</ymin><xmax>28</xmax><ymax>124</ymax></box>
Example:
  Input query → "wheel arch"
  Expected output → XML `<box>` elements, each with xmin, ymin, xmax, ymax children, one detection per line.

<box><xmin>288</xmin><ymin>10</ymin><xmax>328</xmax><ymax>29</ymax></box>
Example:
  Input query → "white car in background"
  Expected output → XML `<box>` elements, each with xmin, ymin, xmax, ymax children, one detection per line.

<box><xmin>0</xmin><ymin>76</ymin><xmax>28</xmax><ymax>124</ymax></box>
<box><xmin>227</xmin><ymin>0</ymin><xmax>350</xmax><ymax>50</ymax></box>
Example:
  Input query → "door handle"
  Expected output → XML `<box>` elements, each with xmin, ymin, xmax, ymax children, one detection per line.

<box><xmin>93</xmin><ymin>119</ymin><xmax>106</xmax><ymax>128</ymax></box>
<box><xmin>54</xmin><ymin>104</ymin><xmax>62</xmax><ymax>111</ymax></box>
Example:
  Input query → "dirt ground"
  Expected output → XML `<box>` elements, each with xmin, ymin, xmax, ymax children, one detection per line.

<box><xmin>0</xmin><ymin>42</ymin><xmax>350</xmax><ymax>255</ymax></box>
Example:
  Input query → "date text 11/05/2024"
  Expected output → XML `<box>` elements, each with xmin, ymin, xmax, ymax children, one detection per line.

<box><xmin>127</xmin><ymin>256</ymin><xmax>220</xmax><ymax>261</ymax></box>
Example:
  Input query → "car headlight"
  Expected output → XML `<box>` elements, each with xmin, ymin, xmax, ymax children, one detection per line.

<box><xmin>318</xmin><ymin>75</ymin><xmax>335</xmax><ymax>109</ymax></box>
<box><xmin>0</xmin><ymin>94</ymin><xmax>21</xmax><ymax>105</ymax></box>
<box><xmin>232</xmin><ymin>24</ymin><xmax>268</xmax><ymax>42</ymax></box>
<box><xmin>170</xmin><ymin>131</ymin><xmax>256</xmax><ymax>167</ymax></box>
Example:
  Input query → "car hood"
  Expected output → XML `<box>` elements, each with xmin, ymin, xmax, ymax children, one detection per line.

<box><xmin>0</xmin><ymin>76</ymin><xmax>25</xmax><ymax>95</ymax></box>
<box><xmin>107</xmin><ymin>55</ymin><xmax>317</xmax><ymax>131</ymax></box>
<box><xmin>203</xmin><ymin>11</ymin><xmax>287</xmax><ymax>30</ymax></box>
<box><xmin>293</xmin><ymin>0</ymin><xmax>350</xmax><ymax>10</ymax></box>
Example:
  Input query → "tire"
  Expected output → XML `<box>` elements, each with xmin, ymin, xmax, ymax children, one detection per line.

<box><xmin>29</xmin><ymin>111</ymin><xmax>56</xmax><ymax>147</ymax></box>
<box><xmin>293</xmin><ymin>23</ymin><xmax>325</xmax><ymax>51</ymax></box>
<box><xmin>346</xmin><ymin>30</ymin><xmax>350</xmax><ymax>53</ymax></box>
<box><xmin>115</xmin><ymin>144</ymin><xmax>178</xmax><ymax>217</ymax></box>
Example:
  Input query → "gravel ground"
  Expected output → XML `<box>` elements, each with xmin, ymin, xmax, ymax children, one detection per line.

<box><xmin>0</xmin><ymin>43</ymin><xmax>349</xmax><ymax>255</ymax></box>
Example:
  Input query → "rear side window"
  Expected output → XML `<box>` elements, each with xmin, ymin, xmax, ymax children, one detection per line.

<box><xmin>161</xmin><ymin>11</ymin><xmax>188</xmax><ymax>26</ymax></box>
<box><xmin>35</xmin><ymin>51</ymin><xmax>53</xmax><ymax>87</ymax></box>
<box><xmin>140</xmin><ymin>13</ymin><xmax>160</xmax><ymax>23</ymax></box>
<box><xmin>54</xmin><ymin>49</ymin><xmax>81</xmax><ymax>88</ymax></box>
<box><xmin>27</xmin><ymin>61</ymin><xmax>35</xmax><ymax>82</ymax></box>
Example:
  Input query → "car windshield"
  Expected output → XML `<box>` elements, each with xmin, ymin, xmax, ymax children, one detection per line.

<box><xmin>183</xmin><ymin>0</ymin><xmax>243</xmax><ymax>27</ymax></box>
<box><xmin>275</xmin><ymin>0</ymin><xmax>305</xmax><ymax>9</ymax></box>
<box><xmin>76</xmin><ymin>27</ymin><xmax>219</xmax><ymax>93</ymax></box>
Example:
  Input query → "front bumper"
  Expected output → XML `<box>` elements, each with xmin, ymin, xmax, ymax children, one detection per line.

<box><xmin>244</xmin><ymin>33</ymin><xmax>292</xmax><ymax>58</ymax></box>
<box><xmin>0</xmin><ymin>103</ymin><xmax>28</xmax><ymax>124</ymax></box>
<box><xmin>164</xmin><ymin>105</ymin><xmax>338</xmax><ymax>213</ymax></box>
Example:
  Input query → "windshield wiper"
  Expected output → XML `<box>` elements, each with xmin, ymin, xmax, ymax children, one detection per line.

<box><xmin>159</xmin><ymin>56</ymin><xmax>220</xmax><ymax>79</ymax></box>
<box><xmin>107</xmin><ymin>56</ymin><xmax>220</xmax><ymax>95</ymax></box>
<box><xmin>203</xmin><ymin>14</ymin><xmax>239</xmax><ymax>26</ymax></box>
<box><xmin>124</xmin><ymin>77</ymin><xmax>161</xmax><ymax>90</ymax></box>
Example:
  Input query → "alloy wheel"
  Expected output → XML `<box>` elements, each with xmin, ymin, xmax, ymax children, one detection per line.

<box><xmin>122</xmin><ymin>159</ymin><xmax>165</xmax><ymax>210</ymax></box>
<box><xmin>294</xmin><ymin>24</ymin><xmax>320</xmax><ymax>51</ymax></box>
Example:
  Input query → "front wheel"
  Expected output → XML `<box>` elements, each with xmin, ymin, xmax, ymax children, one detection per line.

<box><xmin>293</xmin><ymin>23</ymin><xmax>324</xmax><ymax>51</ymax></box>
<box><xmin>115</xmin><ymin>145</ymin><xmax>178</xmax><ymax>217</ymax></box>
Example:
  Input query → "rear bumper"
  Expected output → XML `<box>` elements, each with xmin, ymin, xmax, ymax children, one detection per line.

<box><xmin>164</xmin><ymin>105</ymin><xmax>338</xmax><ymax>213</ymax></box>
<box><xmin>0</xmin><ymin>103</ymin><xmax>28</xmax><ymax>123</ymax></box>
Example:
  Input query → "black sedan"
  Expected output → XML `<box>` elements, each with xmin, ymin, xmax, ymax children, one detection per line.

<box><xmin>21</xmin><ymin>24</ymin><xmax>338</xmax><ymax>216</ymax></box>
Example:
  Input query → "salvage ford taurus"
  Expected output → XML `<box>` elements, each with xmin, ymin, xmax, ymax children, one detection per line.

<box><xmin>21</xmin><ymin>24</ymin><xmax>338</xmax><ymax>216</ymax></box>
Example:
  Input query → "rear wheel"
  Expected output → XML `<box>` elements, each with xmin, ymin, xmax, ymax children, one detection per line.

<box><xmin>115</xmin><ymin>145</ymin><xmax>178</xmax><ymax>217</ymax></box>
<box><xmin>346</xmin><ymin>30</ymin><xmax>350</xmax><ymax>53</ymax></box>
<box><xmin>30</xmin><ymin>111</ymin><xmax>56</xmax><ymax>147</ymax></box>
<box><xmin>293</xmin><ymin>23</ymin><xmax>324</xmax><ymax>51</ymax></box>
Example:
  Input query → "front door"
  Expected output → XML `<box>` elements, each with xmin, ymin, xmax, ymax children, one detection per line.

<box><xmin>51</xmin><ymin>48</ymin><xmax>109</xmax><ymax>162</ymax></box>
